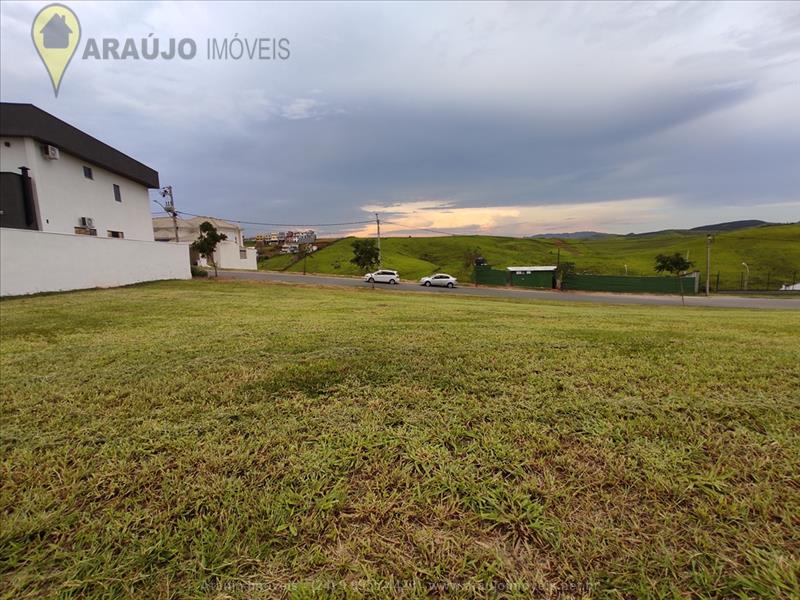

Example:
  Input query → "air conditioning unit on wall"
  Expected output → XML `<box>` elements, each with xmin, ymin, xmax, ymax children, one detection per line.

<box><xmin>43</xmin><ymin>144</ymin><xmax>60</xmax><ymax>160</ymax></box>
<box><xmin>79</xmin><ymin>217</ymin><xmax>94</xmax><ymax>228</ymax></box>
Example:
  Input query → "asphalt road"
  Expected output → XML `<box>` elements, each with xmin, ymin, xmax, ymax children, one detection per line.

<box><xmin>219</xmin><ymin>270</ymin><xmax>800</xmax><ymax>309</ymax></box>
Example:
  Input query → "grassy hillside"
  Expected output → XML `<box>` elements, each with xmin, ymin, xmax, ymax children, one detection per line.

<box><xmin>257</xmin><ymin>252</ymin><xmax>297</xmax><ymax>271</ymax></box>
<box><xmin>1</xmin><ymin>280</ymin><xmax>798</xmax><ymax>597</ymax></box>
<box><xmin>271</xmin><ymin>223</ymin><xmax>799</xmax><ymax>289</ymax></box>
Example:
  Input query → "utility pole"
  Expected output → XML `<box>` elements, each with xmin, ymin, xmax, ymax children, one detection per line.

<box><xmin>375</xmin><ymin>212</ymin><xmax>382</xmax><ymax>268</ymax></box>
<box><xmin>705</xmin><ymin>234</ymin><xmax>712</xmax><ymax>296</ymax></box>
<box><xmin>160</xmin><ymin>185</ymin><xmax>178</xmax><ymax>242</ymax></box>
<box><xmin>742</xmin><ymin>262</ymin><xmax>749</xmax><ymax>291</ymax></box>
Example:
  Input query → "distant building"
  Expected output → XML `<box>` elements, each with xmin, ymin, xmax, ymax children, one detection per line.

<box><xmin>152</xmin><ymin>216</ymin><xmax>257</xmax><ymax>270</ymax></box>
<box><xmin>506</xmin><ymin>266</ymin><xmax>558</xmax><ymax>289</ymax></box>
<box><xmin>253</xmin><ymin>229</ymin><xmax>316</xmax><ymax>246</ymax></box>
<box><xmin>295</xmin><ymin>229</ymin><xmax>316</xmax><ymax>244</ymax></box>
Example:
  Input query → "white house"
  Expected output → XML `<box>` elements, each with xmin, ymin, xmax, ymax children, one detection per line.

<box><xmin>152</xmin><ymin>215</ymin><xmax>257</xmax><ymax>270</ymax></box>
<box><xmin>0</xmin><ymin>103</ymin><xmax>190</xmax><ymax>296</ymax></box>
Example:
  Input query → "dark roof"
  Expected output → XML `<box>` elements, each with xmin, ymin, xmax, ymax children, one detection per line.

<box><xmin>0</xmin><ymin>103</ymin><xmax>159</xmax><ymax>188</ymax></box>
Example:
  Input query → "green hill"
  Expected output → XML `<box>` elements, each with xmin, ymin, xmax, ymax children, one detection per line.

<box><xmin>262</xmin><ymin>223</ymin><xmax>799</xmax><ymax>290</ymax></box>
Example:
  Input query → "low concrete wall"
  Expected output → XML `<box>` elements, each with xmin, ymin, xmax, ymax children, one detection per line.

<box><xmin>0</xmin><ymin>227</ymin><xmax>191</xmax><ymax>297</ymax></box>
<box><xmin>215</xmin><ymin>241</ymin><xmax>257</xmax><ymax>270</ymax></box>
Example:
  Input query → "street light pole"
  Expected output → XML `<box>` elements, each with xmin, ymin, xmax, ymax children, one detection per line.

<box><xmin>160</xmin><ymin>185</ymin><xmax>178</xmax><ymax>242</ymax></box>
<box><xmin>375</xmin><ymin>212</ymin><xmax>382</xmax><ymax>268</ymax></box>
<box><xmin>742</xmin><ymin>262</ymin><xmax>749</xmax><ymax>291</ymax></box>
<box><xmin>705</xmin><ymin>235</ymin><xmax>712</xmax><ymax>296</ymax></box>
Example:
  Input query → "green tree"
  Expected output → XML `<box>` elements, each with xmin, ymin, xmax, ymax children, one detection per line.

<box><xmin>556</xmin><ymin>261</ymin><xmax>576</xmax><ymax>290</ymax></box>
<box><xmin>655</xmin><ymin>253</ymin><xmax>693</xmax><ymax>305</ymax></box>
<box><xmin>462</xmin><ymin>246</ymin><xmax>483</xmax><ymax>270</ymax></box>
<box><xmin>350</xmin><ymin>239</ymin><xmax>380</xmax><ymax>272</ymax></box>
<box><xmin>191</xmin><ymin>221</ymin><xmax>227</xmax><ymax>277</ymax></box>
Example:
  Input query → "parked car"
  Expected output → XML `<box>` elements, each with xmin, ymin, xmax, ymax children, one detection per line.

<box><xmin>420</xmin><ymin>273</ymin><xmax>457</xmax><ymax>288</ymax></box>
<box><xmin>364</xmin><ymin>270</ymin><xmax>400</xmax><ymax>284</ymax></box>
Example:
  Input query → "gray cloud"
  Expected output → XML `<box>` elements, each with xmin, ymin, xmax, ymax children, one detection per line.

<box><xmin>1</xmin><ymin>0</ymin><xmax>798</xmax><ymax>234</ymax></box>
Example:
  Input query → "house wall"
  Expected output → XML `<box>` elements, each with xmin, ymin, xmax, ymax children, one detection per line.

<box><xmin>219</xmin><ymin>226</ymin><xmax>242</xmax><ymax>246</ymax></box>
<box><xmin>0</xmin><ymin>137</ymin><xmax>28</xmax><ymax>176</ymax></box>
<box><xmin>0</xmin><ymin>228</ymin><xmax>190</xmax><ymax>297</ymax></box>
<box><xmin>153</xmin><ymin>220</ymin><xmax>195</xmax><ymax>242</ymax></box>
<box><xmin>214</xmin><ymin>240</ymin><xmax>257</xmax><ymax>270</ymax></box>
<box><xmin>0</xmin><ymin>136</ymin><xmax>155</xmax><ymax>241</ymax></box>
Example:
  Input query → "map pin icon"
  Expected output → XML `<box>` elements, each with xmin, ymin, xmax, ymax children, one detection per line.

<box><xmin>31</xmin><ymin>4</ymin><xmax>81</xmax><ymax>97</ymax></box>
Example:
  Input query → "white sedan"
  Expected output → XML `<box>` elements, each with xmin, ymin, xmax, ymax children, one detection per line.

<box><xmin>420</xmin><ymin>273</ymin><xmax>457</xmax><ymax>288</ymax></box>
<box><xmin>364</xmin><ymin>269</ymin><xmax>400</xmax><ymax>284</ymax></box>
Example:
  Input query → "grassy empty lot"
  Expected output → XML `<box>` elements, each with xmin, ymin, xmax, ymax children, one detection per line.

<box><xmin>1</xmin><ymin>280</ymin><xmax>798</xmax><ymax>598</ymax></box>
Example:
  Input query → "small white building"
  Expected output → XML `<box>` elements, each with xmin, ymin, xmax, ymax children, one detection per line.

<box><xmin>152</xmin><ymin>215</ymin><xmax>257</xmax><ymax>270</ymax></box>
<box><xmin>0</xmin><ymin>103</ymin><xmax>190</xmax><ymax>296</ymax></box>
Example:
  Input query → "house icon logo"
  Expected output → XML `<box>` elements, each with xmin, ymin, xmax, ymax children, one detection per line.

<box><xmin>41</xmin><ymin>13</ymin><xmax>72</xmax><ymax>49</ymax></box>
<box><xmin>31</xmin><ymin>4</ymin><xmax>81</xmax><ymax>97</ymax></box>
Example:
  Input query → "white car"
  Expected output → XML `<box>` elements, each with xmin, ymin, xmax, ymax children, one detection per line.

<box><xmin>420</xmin><ymin>273</ymin><xmax>457</xmax><ymax>288</ymax></box>
<box><xmin>364</xmin><ymin>269</ymin><xmax>400</xmax><ymax>284</ymax></box>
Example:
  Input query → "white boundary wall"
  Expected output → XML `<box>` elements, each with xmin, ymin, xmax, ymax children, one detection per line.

<box><xmin>1</xmin><ymin>228</ymin><xmax>190</xmax><ymax>297</ymax></box>
<box><xmin>215</xmin><ymin>240</ymin><xmax>257</xmax><ymax>270</ymax></box>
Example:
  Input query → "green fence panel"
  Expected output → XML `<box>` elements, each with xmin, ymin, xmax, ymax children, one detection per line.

<box><xmin>511</xmin><ymin>271</ymin><xmax>554</xmax><ymax>289</ymax></box>
<box><xmin>476</xmin><ymin>269</ymin><xmax>696</xmax><ymax>294</ymax></box>
<box><xmin>474</xmin><ymin>266</ymin><xmax>509</xmax><ymax>286</ymax></box>
<box><xmin>563</xmin><ymin>274</ymin><xmax>697</xmax><ymax>295</ymax></box>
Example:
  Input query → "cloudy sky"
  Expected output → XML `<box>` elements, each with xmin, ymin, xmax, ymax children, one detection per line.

<box><xmin>2</xmin><ymin>1</ymin><xmax>798</xmax><ymax>236</ymax></box>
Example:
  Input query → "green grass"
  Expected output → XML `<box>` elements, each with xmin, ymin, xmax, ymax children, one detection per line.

<box><xmin>1</xmin><ymin>280</ymin><xmax>799</xmax><ymax>598</ymax></box>
<box><xmin>258</xmin><ymin>252</ymin><xmax>299</xmax><ymax>271</ymax></box>
<box><xmin>279</xmin><ymin>223</ymin><xmax>800</xmax><ymax>290</ymax></box>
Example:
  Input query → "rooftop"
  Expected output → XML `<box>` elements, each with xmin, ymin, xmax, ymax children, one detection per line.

<box><xmin>0</xmin><ymin>103</ymin><xmax>159</xmax><ymax>188</ymax></box>
<box><xmin>153</xmin><ymin>216</ymin><xmax>241</xmax><ymax>231</ymax></box>
<box><xmin>507</xmin><ymin>266</ymin><xmax>558</xmax><ymax>271</ymax></box>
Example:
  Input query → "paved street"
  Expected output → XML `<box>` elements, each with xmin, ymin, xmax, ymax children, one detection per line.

<box><xmin>218</xmin><ymin>270</ymin><xmax>800</xmax><ymax>309</ymax></box>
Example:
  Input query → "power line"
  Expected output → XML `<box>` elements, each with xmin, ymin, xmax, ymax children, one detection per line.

<box><xmin>381</xmin><ymin>219</ymin><xmax>481</xmax><ymax>236</ymax></box>
<box><xmin>167</xmin><ymin>207</ymin><xmax>374</xmax><ymax>228</ymax></box>
<box><xmin>150</xmin><ymin>199</ymin><xmax>799</xmax><ymax>239</ymax></box>
<box><xmin>155</xmin><ymin>201</ymin><xmax>482</xmax><ymax>235</ymax></box>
